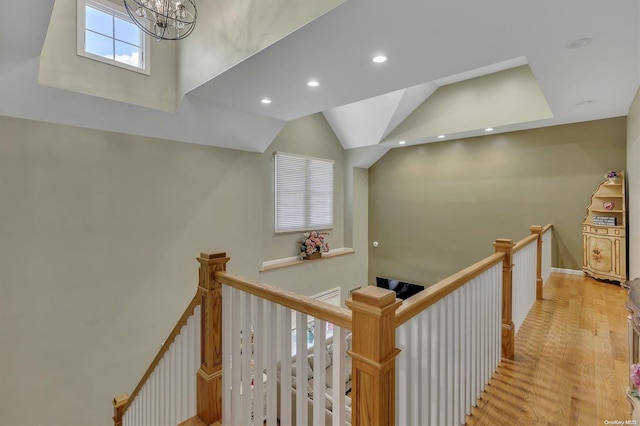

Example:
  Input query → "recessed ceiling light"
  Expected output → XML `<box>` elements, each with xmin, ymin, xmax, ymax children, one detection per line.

<box><xmin>485</xmin><ymin>127</ymin><xmax>494</xmax><ymax>132</ymax></box>
<box><xmin>261</xmin><ymin>98</ymin><xmax>271</xmax><ymax>104</ymax></box>
<box><xmin>373</xmin><ymin>55</ymin><xmax>387</xmax><ymax>64</ymax></box>
<box><xmin>398</xmin><ymin>140</ymin><xmax>406</xmax><ymax>145</ymax></box>
<box><xmin>438</xmin><ymin>135</ymin><xmax>445</xmax><ymax>139</ymax></box>
<box><xmin>576</xmin><ymin>100</ymin><xmax>593</xmax><ymax>105</ymax></box>
<box><xmin>307</xmin><ymin>80</ymin><xmax>320</xmax><ymax>87</ymax></box>
<box><xmin>567</xmin><ymin>38</ymin><xmax>592</xmax><ymax>49</ymax></box>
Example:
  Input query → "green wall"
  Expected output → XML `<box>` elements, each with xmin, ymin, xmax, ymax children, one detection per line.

<box><xmin>368</xmin><ymin>117</ymin><xmax>627</xmax><ymax>287</ymax></box>
<box><xmin>0</xmin><ymin>114</ymin><xmax>367</xmax><ymax>425</ymax></box>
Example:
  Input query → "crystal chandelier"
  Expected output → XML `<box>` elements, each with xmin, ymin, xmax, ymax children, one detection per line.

<box><xmin>123</xmin><ymin>0</ymin><xmax>197</xmax><ymax>41</ymax></box>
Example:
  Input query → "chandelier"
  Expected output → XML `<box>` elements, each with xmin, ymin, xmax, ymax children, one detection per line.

<box><xmin>123</xmin><ymin>0</ymin><xmax>197</xmax><ymax>41</ymax></box>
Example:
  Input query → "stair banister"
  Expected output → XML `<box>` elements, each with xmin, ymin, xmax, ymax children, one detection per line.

<box><xmin>346</xmin><ymin>286</ymin><xmax>402</xmax><ymax>426</ymax></box>
<box><xmin>196</xmin><ymin>251</ymin><xmax>230</xmax><ymax>425</ymax></box>
<box><xmin>494</xmin><ymin>238</ymin><xmax>515</xmax><ymax>360</ymax></box>
<box><xmin>530</xmin><ymin>225</ymin><xmax>544</xmax><ymax>300</ymax></box>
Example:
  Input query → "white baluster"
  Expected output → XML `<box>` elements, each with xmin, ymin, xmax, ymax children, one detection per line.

<box><xmin>279</xmin><ymin>306</ymin><xmax>292</xmax><ymax>426</ymax></box>
<box><xmin>175</xmin><ymin>334</ymin><xmax>182</xmax><ymax>422</ymax></box>
<box><xmin>170</xmin><ymin>341</ymin><xmax>177</xmax><ymax>425</ymax></box>
<box><xmin>295</xmin><ymin>311</ymin><xmax>308</xmax><ymax>425</ymax></box>
<box><xmin>411</xmin><ymin>314</ymin><xmax>421</xmax><ymax>424</ymax></box>
<box><xmin>182</xmin><ymin>325</ymin><xmax>188</xmax><ymax>421</ymax></box>
<box><xmin>231</xmin><ymin>287</ymin><xmax>242</xmax><ymax>424</ymax></box>
<box><xmin>471</xmin><ymin>277</ymin><xmax>479</xmax><ymax>405</ymax></box>
<box><xmin>331</xmin><ymin>326</ymin><xmax>346</xmax><ymax>426</ymax></box>
<box><xmin>186</xmin><ymin>313</ymin><xmax>195</xmax><ymax>418</ymax></box>
<box><xmin>461</xmin><ymin>283</ymin><xmax>470</xmax><ymax>418</ymax></box>
<box><xmin>430</xmin><ymin>302</ymin><xmax>440</xmax><ymax>425</ymax></box>
<box><xmin>222</xmin><ymin>286</ymin><xmax>232</xmax><ymax>423</ymax></box>
<box><xmin>396</xmin><ymin>323</ymin><xmax>408</xmax><ymax>426</ymax></box>
<box><xmin>312</xmin><ymin>318</ymin><xmax>326</xmax><ymax>425</ymax></box>
<box><xmin>265</xmin><ymin>301</ymin><xmax>278</xmax><ymax>426</ymax></box>
<box><xmin>253</xmin><ymin>297</ymin><xmax>265</xmax><ymax>424</ymax></box>
<box><xmin>241</xmin><ymin>292</ymin><xmax>252</xmax><ymax>425</ymax></box>
<box><xmin>451</xmin><ymin>289</ymin><xmax>460</xmax><ymax>426</ymax></box>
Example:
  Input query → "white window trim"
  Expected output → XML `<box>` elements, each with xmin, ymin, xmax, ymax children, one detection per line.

<box><xmin>77</xmin><ymin>0</ymin><xmax>151</xmax><ymax>75</ymax></box>
<box><xmin>274</xmin><ymin>151</ymin><xmax>335</xmax><ymax>233</ymax></box>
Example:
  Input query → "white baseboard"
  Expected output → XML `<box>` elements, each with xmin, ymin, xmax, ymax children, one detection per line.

<box><xmin>551</xmin><ymin>267</ymin><xmax>583</xmax><ymax>276</ymax></box>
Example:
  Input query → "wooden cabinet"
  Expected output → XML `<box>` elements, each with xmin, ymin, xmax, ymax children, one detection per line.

<box><xmin>582</xmin><ymin>171</ymin><xmax>627</xmax><ymax>283</ymax></box>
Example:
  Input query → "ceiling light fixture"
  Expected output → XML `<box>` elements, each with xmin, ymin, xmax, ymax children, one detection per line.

<box><xmin>124</xmin><ymin>0</ymin><xmax>197</xmax><ymax>41</ymax></box>
<box><xmin>437</xmin><ymin>135</ymin><xmax>445</xmax><ymax>139</ymax></box>
<box><xmin>567</xmin><ymin>37</ymin><xmax>592</xmax><ymax>49</ymax></box>
<box><xmin>261</xmin><ymin>98</ymin><xmax>272</xmax><ymax>104</ymax></box>
<box><xmin>576</xmin><ymin>100</ymin><xmax>593</xmax><ymax>105</ymax></box>
<box><xmin>373</xmin><ymin>55</ymin><xmax>387</xmax><ymax>63</ymax></box>
<box><xmin>485</xmin><ymin>127</ymin><xmax>494</xmax><ymax>132</ymax></box>
<box><xmin>307</xmin><ymin>80</ymin><xmax>320</xmax><ymax>87</ymax></box>
<box><xmin>398</xmin><ymin>140</ymin><xmax>406</xmax><ymax>145</ymax></box>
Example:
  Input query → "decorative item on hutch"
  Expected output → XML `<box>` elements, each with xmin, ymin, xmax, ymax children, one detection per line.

<box><xmin>606</xmin><ymin>170</ymin><xmax>621</xmax><ymax>184</ymax></box>
<box><xmin>297</xmin><ymin>231</ymin><xmax>329</xmax><ymax>260</ymax></box>
<box><xmin>582</xmin><ymin>170</ymin><xmax>627</xmax><ymax>283</ymax></box>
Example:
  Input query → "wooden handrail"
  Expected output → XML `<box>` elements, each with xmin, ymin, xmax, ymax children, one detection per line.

<box><xmin>215</xmin><ymin>271</ymin><xmax>352</xmax><ymax>330</ymax></box>
<box><xmin>542</xmin><ymin>223</ymin><xmax>553</xmax><ymax>233</ymax></box>
<box><xmin>513</xmin><ymin>233</ymin><xmax>538</xmax><ymax>253</ymax></box>
<box><xmin>395</xmin><ymin>252</ymin><xmax>505</xmax><ymax>327</ymax></box>
<box><xmin>119</xmin><ymin>291</ymin><xmax>202</xmax><ymax>415</ymax></box>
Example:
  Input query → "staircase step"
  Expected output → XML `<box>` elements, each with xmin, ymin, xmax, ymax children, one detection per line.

<box><xmin>177</xmin><ymin>416</ymin><xmax>207</xmax><ymax>426</ymax></box>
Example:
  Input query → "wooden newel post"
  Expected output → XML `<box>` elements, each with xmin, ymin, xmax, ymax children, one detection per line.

<box><xmin>112</xmin><ymin>394</ymin><xmax>129</xmax><ymax>426</ymax></box>
<box><xmin>196</xmin><ymin>251</ymin><xmax>230</xmax><ymax>425</ymax></box>
<box><xmin>530</xmin><ymin>225</ymin><xmax>544</xmax><ymax>300</ymax></box>
<box><xmin>346</xmin><ymin>286</ymin><xmax>402</xmax><ymax>426</ymax></box>
<box><xmin>494</xmin><ymin>239</ymin><xmax>515</xmax><ymax>360</ymax></box>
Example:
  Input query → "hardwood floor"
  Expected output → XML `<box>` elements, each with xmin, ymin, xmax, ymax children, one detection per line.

<box><xmin>466</xmin><ymin>273</ymin><xmax>632</xmax><ymax>425</ymax></box>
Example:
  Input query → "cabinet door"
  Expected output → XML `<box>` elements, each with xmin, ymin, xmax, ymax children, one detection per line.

<box><xmin>587</xmin><ymin>235</ymin><xmax>613</xmax><ymax>273</ymax></box>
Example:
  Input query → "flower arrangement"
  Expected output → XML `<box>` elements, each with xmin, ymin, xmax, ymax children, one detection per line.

<box><xmin>606</xmin><ymin>171</ymin><xmax>619</xmax><ymax>179</ymax></box>
<box><xmin>297</xmin><ymin>231</ymin><xmax>329</xmax><ymax>259</ymax></box>
<box><xmin>631</xmin><ymin>363</ymin><xmax>640</xmax><ymax>399</ymax></box>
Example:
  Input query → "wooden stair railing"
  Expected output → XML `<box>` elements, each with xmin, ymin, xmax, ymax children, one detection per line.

<box><xmin>112</xmin><ymin>292</ymin><xmax>202</xmax><ymax>425</ymax></box>
<box><xmin>391</xmin><ymin>223</ymin><xmax>553</xmax><ymax>425</ymax></box>
<box><xmin>113</xmin><ymin>223</ymin><xmax>553</xmax><ymax>426</ymax></box>
<box><xmin>113</xmin><ymin>252</ymin><xmax>230</xmax><ymax>426</ymax></box>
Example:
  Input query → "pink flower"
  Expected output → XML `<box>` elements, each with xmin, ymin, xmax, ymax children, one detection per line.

<box><xmin>631</xmin><ymin>364</ymin><xmax>640</xmax><ymax>388</ymax></box>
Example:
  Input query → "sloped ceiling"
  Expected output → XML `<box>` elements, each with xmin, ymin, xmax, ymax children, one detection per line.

<box><xmin>0</xmin><ymin>0</ymin><xmax>638</xmax><ymax>157</ymax></box>
<box><xmin>383</xmin><ymin>64</ymin><xmax>554</xmax><ymax>146</ymax></box>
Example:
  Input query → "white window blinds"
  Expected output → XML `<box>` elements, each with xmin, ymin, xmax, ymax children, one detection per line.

<box><xmin>275</xmin><ymin>152</ymin><xmax>334</xmax><ymax>233</ymax></box>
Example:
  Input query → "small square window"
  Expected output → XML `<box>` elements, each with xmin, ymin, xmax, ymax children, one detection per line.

<box><xmin>77</xmin><ymin>0</ymin><xmax>150</xmax><ymax>74</ymax></box>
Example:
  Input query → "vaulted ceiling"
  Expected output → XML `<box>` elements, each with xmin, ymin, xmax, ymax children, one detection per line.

<box><xmin>1</xmin><ymin>0</ymin><xmax>638</xmax><ymax>163</ymax></box>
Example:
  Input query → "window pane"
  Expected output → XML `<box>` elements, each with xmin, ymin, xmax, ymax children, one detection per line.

<box><xmin>115</xmin><ymin>41</ymin><xmax>141</xmax><ymax>67</ymax></box>
<box><xmin>275</xmin><ymin>153</ymin><xmax>334</xmax><ymax>232</ymax></box>
<box><xmin>86</xmin><ymin>31</ymin><xmax>114</xmax><ymax>60</ymax></box>
<box><xmin>86</xmin><ymin>6</ymin><xmax>113</xmax><ymax>37</ymax></box>
<box><xmin>115</xmin><ymin>17</ymin><xmax>140</xmax><ymax>47</ymax></box>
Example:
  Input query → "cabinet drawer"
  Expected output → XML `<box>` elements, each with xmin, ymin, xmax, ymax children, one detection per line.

<box><xmin>585</xmin><ymin>226</ymin><xmax>623</xmax><ymax>236</ymax></box>
<box><xmin>588</xmin><ymin>226</ymin><xmax>611</xmax><ymax>235</ymax></box>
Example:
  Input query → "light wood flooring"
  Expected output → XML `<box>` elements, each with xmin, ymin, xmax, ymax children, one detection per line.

<box><xmin>466</xmin><ymin>273</ymin><xmax>632</xmax><ymax>425</ymax></box>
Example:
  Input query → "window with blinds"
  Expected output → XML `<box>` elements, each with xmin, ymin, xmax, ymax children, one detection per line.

<box><xmin>275</xmin><ymin>152</ymin><xmax>334</xmax><ymax>233</ymax></box>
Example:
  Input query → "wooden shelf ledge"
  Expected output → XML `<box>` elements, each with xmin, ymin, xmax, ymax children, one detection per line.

<box><xmin>260</xmin><ymin>247</ymin><xmax>355</xmax><ymax>272</ymax></box>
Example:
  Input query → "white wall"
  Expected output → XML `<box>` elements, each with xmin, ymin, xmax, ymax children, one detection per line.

<box><xmin>178</xmin><ymin>0</ymin><xmax>344</xmax><ymax>96</ymax></box>
<box><xmin>0</xmin><ymin>113</ymin><xmax>367</xmax><ymax>425</ymax></box>
<box><xmin>628</xmin><ymin>87</ymin><xmax>640</xmax><ymax>280</ymax></box>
